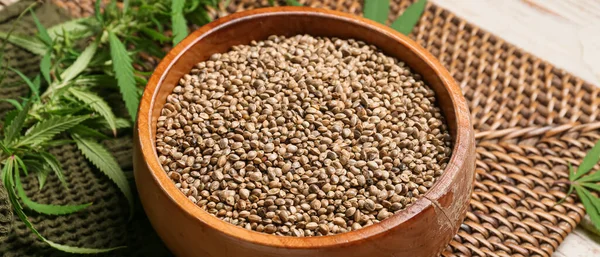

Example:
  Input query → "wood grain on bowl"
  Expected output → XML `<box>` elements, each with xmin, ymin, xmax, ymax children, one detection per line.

<box><xmin>134</xmin><ymin>6</ymin><xmax>475</xmax><ymax>257</ymax></box>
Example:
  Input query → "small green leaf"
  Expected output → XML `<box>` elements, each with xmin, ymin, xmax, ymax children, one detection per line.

<box><xmin>3</xmin><ymin>101</ymin><xmax>31</xmax><ymax>145</ymax></box>
<box><xmin>0</xmin><ymin>141</ymin><xmax>11</xmax><ymax>154</ymax></box>
<box><xmin>69</xmin><ymin>87</ymin><xmax>117</xmax><ymax>135</ymax></box>
<box><xmin>363</xmin><ymin>0</ymin><xmax>390</xmax><ymax>24</ymax></box>
<box><xmin>36</xmin><ymin>171</ymin><xmax>48</xmax><ymax>190</ymax></box>
<box><xmin>574</xmin><ymin>139</ymin><xmax>600</xmax><ymax>180</ymax></box>
<box><xmin>23</xmin><ymin>159</ymin><xmax>48</xmax><ymax>190</ymax></box>
<box><xmin>579</xmin><ymin>171</ymin><xmax>600</xmax><ymax>183</ymax></box>
<box><xmin>17</xmin><ymin>116</ymin><xmax>89</xmax><ymax>147</ymax></box>
<box><xmin>575</xmin><ymin>186</ymin><xmax>600</xmax><ymax>232</ymax></box>
<box><xmin>14</xmin><ymin>155</ymin><xmax>28</xmax><ymax>176</ymax></box>
<box><xmin>3</xmin><ymin>157</ymin><xmax>14</xmax><ymax>188</ymax></box>
<box><xmin>0</xmin><ymin>32</ymin><xmax>47</xmax><ymax>55</ymax></box>
<box><xmin>40</xmin><ymin>51</ymin><xmax>52</xmax><ymax>85</ymax></box>
<box><xmin>583</xmin><ymin>182</ymin><xmax>600</xmax><ymax>192</ymax></box>
<box><xmin>390</xmin><ymin>0</ymin><xmax>427</xmax><ymax>35</ymax></box>
<box><xmin>39</xmin><ymin>151</ymin><xmax>68</xmax><ymax>188</ymax></box>
<box><xmin>268</xmin><ymin>0</ymin><xmax>275</xmax><ymax>6</ymax></box>
<box><xmin>32</xmin><ymin>75</ymin><xmax>41</xmax><ymax>97</ymax></box>
<box><xmin>140</xmin><ymin>27</ymin><xmax>170</xmax><ymax>43</ymax></box>
<box><xmin>6</xmin><ymin>168</ymin><xmax>123</xmax><ymax>253</ymax></box>
<box><xmin>73</xmin><ymin>134</ymin><xmax>134</xmax><ymax>219</ymax></box>
<box><xmin>95</xmin><ymin>0</ymin><xmax>104</xmax><ymax>24</ymax></box>
<box><xmin>171</xmin><ymin>0</ymin><xmax>188</xmax><ymax>45</ymax></box>
<box><xmin>109</xmin><ymin>32</ymin><xmax>139</xmax><ymax>121</ymax></box>
<box><xmin>568</xmin><ymin>162</ymin><xmax>576</xmax><ymax>180</ymax></box>
<box><xmin>3</xmin><ymin>109</ymin><xmax>18</xmax><ymax>127</ymax></box>
<box><xmin>0</xmin><ymin>99</ymin><xmax>22</xmax><ymax>110</ymax></box>
<box><xmin>47</xmin><ymin>17</ymin><xmax>96</xmax><ymax>41</ymax></box>
<box><xmin>8</xmin><ymin>67</ymin><xmax>39</xmax><ymax>99</ymax></box>
<box><xmin>284</xmin><ymin>0</ymin><xmax>302</xmax><ymax>6</ymax></box>
<box><xmin>69</xmin><ymin>124</ymin><xmax>110</xmax><ymax>139</ymax></box>
<box><xmin>29</xmin><ymin>10</ymin><xmax>52</xmax><ymax>46</ymax></box>
<box><xmin>16</xmin><ymin>166</ymin><xmax>91</xmax><ymax>215</ymax></box>
<box><xmin>60</xmin><ymin>41</ymin><xmax>98</xmax><ymax>83</ymax></box>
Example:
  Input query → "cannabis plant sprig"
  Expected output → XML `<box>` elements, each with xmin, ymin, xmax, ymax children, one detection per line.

<box><xmin>556</xmin><ymin>139</ymin><xmax>600</xmax><ymax>234</ymax></box>
<box><xmin>0</xmin><ymin>0</ymin><xmax>218</xmax><ymax>253</ymax></box>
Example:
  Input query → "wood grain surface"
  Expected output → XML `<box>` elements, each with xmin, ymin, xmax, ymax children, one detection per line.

<box><xmin>429</xmin><ymin>0</ymin><xmax>600</xmax><ymax>256</ymax></box>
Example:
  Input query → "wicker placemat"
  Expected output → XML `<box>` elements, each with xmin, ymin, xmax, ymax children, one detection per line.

<box><xmin>1</xmin><ymin>0</ymin><xmax>598</xmax><ymax>256</ymax></box>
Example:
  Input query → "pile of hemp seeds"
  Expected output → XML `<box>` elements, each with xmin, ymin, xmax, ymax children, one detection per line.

<box><xmin>155</xmin><ymin>34</ymin><xmax>452</xmax><ymax>237</ymax></box>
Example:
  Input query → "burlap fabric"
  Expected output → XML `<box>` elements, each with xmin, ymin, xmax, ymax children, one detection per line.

<box><xmin>1</xmin><ymin>0</ymin><xmax>598</xmax><ymax>256</ymax></box>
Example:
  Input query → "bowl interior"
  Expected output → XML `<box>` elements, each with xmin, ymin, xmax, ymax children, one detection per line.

<box><xmin>139</xmin><ymin>7</ymin><xmax>469</xmax><ymax>248</ymax></box>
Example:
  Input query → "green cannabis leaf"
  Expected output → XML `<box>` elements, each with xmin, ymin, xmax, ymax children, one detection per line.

<box><xmin>17</xmin><ymin>116</ymin><xmax>89</xmax><ymax>147</ymax></box>
<box><xmin>30</xmin><ymin>9</ymin><xmax>52</xmax><ymax>46</ymax></box>
<box><xmin>60</xmin><ymin>41</ymin><xmax>98</xmax><ymax>83</ymax></box>
<box><xmin>0</xmin><ymin>32</ymin><xmax>47</xmax><ymax>55</ymax></box>
<box><xmin>364</xmin><ymin>0</ymin><xmax>390</xmax><ymax>24</ymax></box>
<box><xmin>69</xmin><ymin>88</ymin><xmax>118</xmax><ymax>135</ymax></box>
<box><xmin>16</xmin><ymin>169</ymin><xmax>92</xmax><ymax>215</ymax></box>
<box><xmin>363</xmin><ymin>0</ymin><xmax>427</xmax><ymax>36</ymax></box>
<box><xmin>109</xmin><ymin>32</ymin><xmax>139</xmax><ymax>121</ymax></box>
<box><xmin>171</xmin><ymin>0</ymin><xmax>188</xmax><ymax>45</ymax></box>
<box><xmin>391</xmin><ymin>0</ymin><xmax>427</xmax><ymax>35</ymax></box>
<box><xmin>73</xmin><ymin>134</ymin><xmax>134</xmax><ymax>220</ymax></box>
<box><xmin>558</xmin><ymin>138</ymin><xmax>600</xmax><ymax>235</ymax></box>
<box><xmin>3</xmin><ymin>157</ymin><xmax>124</xmax><ymax>254</ymax></box>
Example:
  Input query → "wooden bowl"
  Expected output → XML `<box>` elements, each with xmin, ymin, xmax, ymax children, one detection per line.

<box><xmin>134</xmin><ymin>6</ymin><xmax>475</xmax><ymax>257</ymax></box>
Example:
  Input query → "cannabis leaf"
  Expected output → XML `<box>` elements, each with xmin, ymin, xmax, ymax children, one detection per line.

<box><xmin>22</xmin><ymin>159</ymin><xmax>48</xmax><ymax>190</ymax></box>
<box><xmin>47</xmin><ymin>17</ymin><xmax>96</xmax><ymax>41</ymax></box>
<box><xmin>364</xmin><ymin>0</ymin><xmax>390</xmax><ymax>24</ymax></box>
<box><xmin>3</xmin><ymin>157</ymin><xmax>124</xmax><ymax>254</ymax></box>
<box><xmin>73</xmin><ymin>134</ymin><xmax>134</xmax><ymax>219</ymax></box>
<box><xmin>3</xmin><ymin>101</ymin><xmax>31</xmax><ymax>145</ymax></box>
<box><xmin>559</xmin><ymin>138</ymin><xmax>600</xmax><ymax>234</ymax></box>
<box><xmin>391</xmin><ymin>0</ymin><xmax>427</xmax><ymax>35</ymax></box>
<box><xmin>0</xmin><ymin>99</ymin><xmax>22</xmax><ymax>110</ymax></box>
<box><xmin>109</xmin><ymin>32</ymin><xmax>139</xmax><ymax>121</ymax></box>
<box><xmin>38</xmin><ymin>151</ymin><xmax>68</xmax><ymax>188</ymax></box>
<box><xmin>16</xmin><ymin>168</ymin><xmax>92</xmax><ymax>215</ymax></box>
<box><xmin>30</xmin><ymin>10</ymin><xmax>52</xmax><ymax>46</ymax></box>
<box><xmin>60</xmin><ymin>41</ymin><xmax>98</xmax><ymax>83</ymax></box>
<box><xmin>0</xmin><ymin>32</ymin><xmax>47</xmax><ymax>55</ymax></box>
<box><xmin>171</xmin><ymin>0</ymin><xmax>188</xmax><ymax>45</ymax></box>
<box><xmin>69</xmin><ymin>88</ymin><xmax>118</xmax><ymax>136</ymax></box>
<box><xmin>17</xmin><ymin>115</ymin><xmax>89</xmax><ymax>147</ymax></box>
<box><xmin>40</xmin><ymin>51</ymin><xmax>52</xmax><ymax>85</ymax></box>
<box><xmin>9</xmin><ymin>67</ymin><xmax>40</xmax><ymax>99</ymax></box>
<box><xmin>573</xmin><ymin>141</ymin><xmax>600</xmax><ymax>180</ymax></box>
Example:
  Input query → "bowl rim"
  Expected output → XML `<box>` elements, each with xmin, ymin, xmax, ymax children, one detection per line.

<box><xmin>137</xmin><ymin>6</ymin><xmax>472</xmax><ymax>249</ymax></box>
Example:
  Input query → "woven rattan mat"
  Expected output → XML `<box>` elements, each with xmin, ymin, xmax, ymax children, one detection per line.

<box><xmin>1</xmin><ymin>0</ymin><xmax>599</xmax><ymax>256</ymax></box>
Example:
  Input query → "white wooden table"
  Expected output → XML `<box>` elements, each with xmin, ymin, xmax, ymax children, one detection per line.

<box><xmin>430</xmin><ymin>0</ymin><xmax>600</xmax><ymax>256</ymax></box>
